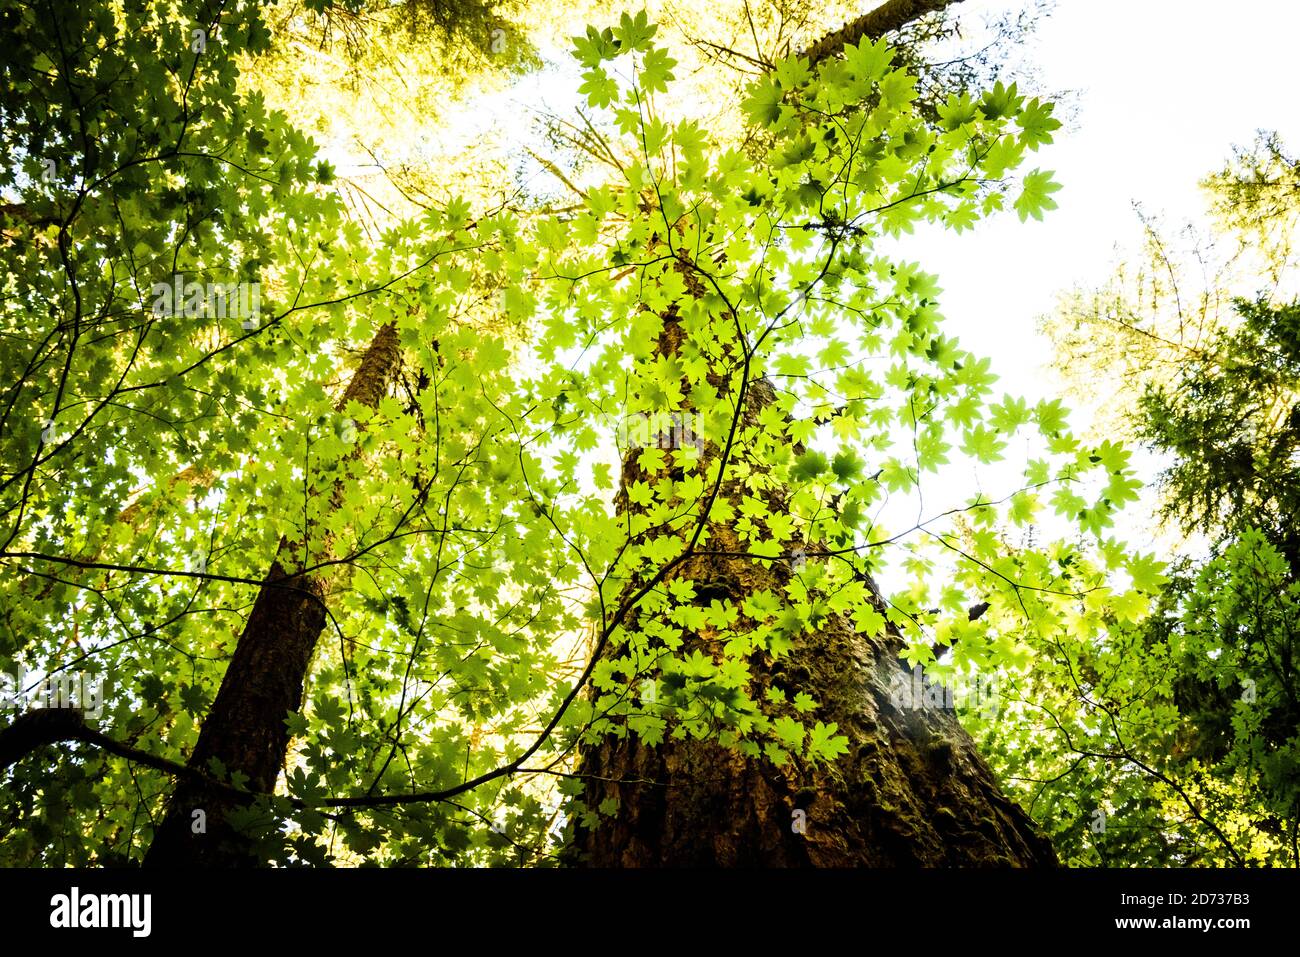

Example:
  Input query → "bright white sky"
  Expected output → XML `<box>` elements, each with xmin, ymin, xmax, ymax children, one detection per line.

<box><xmin>886</xmin><ymin>0</ymin><xmax>1300</xmax><ymax>553</ymax></box>
<box><xmin>917</xmin><ymin>0</ymin><xmax>1300</xmax><ymax>406</ymax></box>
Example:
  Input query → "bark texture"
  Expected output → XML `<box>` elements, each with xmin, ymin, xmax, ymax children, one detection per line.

<box><xmin>145</xmin><ymin>323</ymin><xmax>400</xmax><ymax>866</ymax></box>
<box><xmin>570</xmin><ymin>363</ymin><xmax>1055</xmax><ymax>866</ymax></box>
<box><xmin>572</xmin><ymin>545</ymin><xmax>1056</xmax><ymax>865</ymax></box>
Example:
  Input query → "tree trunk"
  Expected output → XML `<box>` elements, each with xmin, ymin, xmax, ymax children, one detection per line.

<box><xmin>145</xmin><ymin>323</ymin><xmax>401</xmax><ymax>866</ymax></box>
<box><xmin>570</xmin><ymin>0</ymin><xmax>1051</xmax><ymax>857</ymax></box>
<box><xmin>569</xmin><ymin>357</ymin><xmax>1055</xmax><ymax>865</ymax></box>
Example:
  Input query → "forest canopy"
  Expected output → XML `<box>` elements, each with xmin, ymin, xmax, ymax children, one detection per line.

<box><xmin>0</xmin><ymin>0</ymin><xmax>1295</xmax><ymax>871</ymax></box>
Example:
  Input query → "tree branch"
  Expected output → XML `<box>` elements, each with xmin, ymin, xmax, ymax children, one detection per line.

<box><xmin>0</xmin><ymin>708</ymin><xmax>196</xmax><ymax>782</ymax></box>
<box><xmin>798</xmin><ymin>0</ymin><xmax>965</xmax><ymax>66</ymax></box>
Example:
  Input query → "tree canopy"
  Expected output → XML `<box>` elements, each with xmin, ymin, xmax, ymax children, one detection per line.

<box><xmin>0</xmin><ymin>0</ymin><xmax>1293</xmax><ymax>871</ymax></box>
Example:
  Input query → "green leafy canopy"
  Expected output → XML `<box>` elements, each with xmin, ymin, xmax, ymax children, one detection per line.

<box><xmin>0</xmin><ymin>2</ymin><xmax>1151</xmax><ymax>866</ymax></box>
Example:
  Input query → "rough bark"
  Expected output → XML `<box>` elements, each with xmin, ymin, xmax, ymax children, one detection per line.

<box><xmin>572</xmin><ymin>541</ymin><xmax>1056</xmax><ymax>864</ymax></box>
<box><xmin>145</xmin><ymin>323</ymin><xmax>400</xmax><ymax>866</ymax></box>
<box><xmin>570</xmin><ymin>352</ymin><xmax>1055</xmax><ymax>865</ymax></box>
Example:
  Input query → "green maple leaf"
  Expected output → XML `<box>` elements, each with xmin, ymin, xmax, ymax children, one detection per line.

<box><xmin>792</xmin><ymin>450</ymin><xmax>830</xmax><ymax>481</ymax></box>
<box><xmin>773</xmin><ymin>715</ymin><xmax>805</xmax><ymax>750</ymax></box>
<box><xmin>1015</xmin><ymin>169</ymin><xmax>1063</xmax><ymax>222</ymax></box>
<box><xmin>639</xmin><ymin>46</ymin><xmax>677</xmax><ymax>93</ymax></box>
<box><xmin>807</xmin><ymin>721</ymin><xmax>850</xmax><ymax>762</ymax></box>
<box><xmin>842</xmin><ymin>37</ymin><xmax>894</xmax><ymax>82</ymax></box>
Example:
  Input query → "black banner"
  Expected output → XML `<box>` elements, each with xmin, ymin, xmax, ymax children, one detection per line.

<box><xmin>0</xmin><ymin>867</ymin><xmax>1290</xmax><ymax>944</ymax></box>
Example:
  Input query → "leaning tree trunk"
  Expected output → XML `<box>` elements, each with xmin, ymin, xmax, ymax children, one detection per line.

<box><xmin>145</xmin><ymin>323</ymin><xmax>400</xmax><ymax>866</ymax></box>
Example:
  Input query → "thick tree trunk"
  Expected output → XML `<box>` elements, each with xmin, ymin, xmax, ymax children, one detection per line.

<box><xmin>569</xmin><ymin>364</ymin><xmax>1055</xmax><ymax>865</ymax></box>
<box><xmin>572</xmin><ymin>0</ymin><xmax>1049</xmax><ymax>857</ymax></box>
<box><xmin>145</xmin><ymin>323</ymin><xmax>400</xmax><ymax>866</ymax></box>
<box><xmin>571</xmin><ymin>564</ymin><xmax>1057</xmax><ymax>865</ymax></box>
